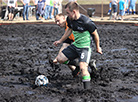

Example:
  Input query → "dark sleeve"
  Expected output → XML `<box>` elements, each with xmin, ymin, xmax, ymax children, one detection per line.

<box><xmin>66</xmin><ymin>17</ymin><xmax>71</xmax><ymax>28</ymax></box>
<box><xmin>85</xmin><ymin>20</ymin><xmax>97</xmax><ymax>34</ymax></box>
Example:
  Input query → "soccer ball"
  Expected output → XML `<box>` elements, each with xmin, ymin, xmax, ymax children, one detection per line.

<box><xmin>35</xmin><ymin>75</ymin><xmax>49</xmax><ymax>86</ymax></box>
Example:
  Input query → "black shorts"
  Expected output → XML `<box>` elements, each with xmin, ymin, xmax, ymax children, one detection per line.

<box><xmin>8</xmin><ymin>7</ymin><xmax>15</xmax><ymax>13</ymax></box>
<box><xmin>63</xmin><ymin>38</ymin><xmax>74</xmax><ymax>44</ymax></box>
<box><xmin>62</xmin><ymin>44</ymin><xmax>91</xmax><ymax>63</ymax></box>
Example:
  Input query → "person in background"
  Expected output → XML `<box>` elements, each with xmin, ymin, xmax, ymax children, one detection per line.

<box><xmin>129</xmin><ymin>0</ymin><xmax>137</xmax><ymax>14</ymax></box>
<box><xmin>53</xmin><ymin>0</ymin><xmax>59</xmax><ymax>17</ymax></box>
<box><xmin>45</xmin><ymin>0</ymin><xmax>50</xmax><ymax>20</ymax></box>
<box><xmin>21</xmin><ymin>0</ymin><xmax>30</xmax><ymax>20</ymax></box>
<box><xmin>58</xmin><ymin>0</ymin><xmax>63</xmax><ymax>13</ymax></box>
<box><xmin>36</xmin><ymin>0</ymin><xmax>46</xmax><ymax>20</ymax></box>
<box><xmin>49</xmin><ymin>0</ymin><xmax>54</xmax><ymax>19</ymax></box>
<box><xmin>111</xmin><ymin>0</ymin><xmax>119</xmax><ymax>20</ymax></box>
<box><xmin>7</xmin><ymin>0</ymin><xmax>18</xmax><ymax>21</ymax></box>
<box><xmin>107</xmin><ymin>0</ymin><xmax>112</xmax><ymax>15</ymax></box>
<box><xmin>32</xmin><ymin>0</ymin><xmax>39</xmax><ymax>20</ymax></box>
<box><xmin>125</xmin><ymin>0</ymin><xmax>130</xmax><ymax>15</ymax></box>
<box><xmin>118</xmin><ymin>0</ymin><xmax>125</xmax><ymax>20</ymax></box>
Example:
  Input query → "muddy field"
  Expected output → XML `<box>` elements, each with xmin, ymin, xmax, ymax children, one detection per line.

<box><xmin>0</xmin><ymin>23</ymin><xmax>138</xmax><ymax>102</ymax></box>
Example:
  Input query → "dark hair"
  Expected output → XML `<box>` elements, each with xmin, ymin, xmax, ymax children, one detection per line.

<box><xmin>65</xmin><ymin>2</ymin><xmax>79</xmax><ymax>12</ymax></box>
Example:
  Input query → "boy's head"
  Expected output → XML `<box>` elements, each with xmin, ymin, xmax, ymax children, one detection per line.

<box><xmin>55</xmin><ymin>13</ymin><xmax>66</xmax><ymax>28</ymax></box>
<box><xmin>65</xmin><ymin>2</ymin><xmax>79</xmax><ymax>20</ymax></box>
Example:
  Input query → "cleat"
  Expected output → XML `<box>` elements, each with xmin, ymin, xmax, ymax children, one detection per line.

<box><xmin>48</xmin><ymin>55</ymin><xmax>55</xmax><ymax>68</ymax></box>
<box><xmin>72</xmin><ymin>66</ymin><xmax>81</xmax><ymax>78</ymax></box>
<box><xmin>89</xmin><ymin>59</ymin><xmax>97</xmax><ymax>74</ymax></box>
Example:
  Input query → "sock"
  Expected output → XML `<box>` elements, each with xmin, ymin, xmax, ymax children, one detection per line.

<box><xmin>82</xmin><ymin>75</ymin><xmax>91</xmax><ymax>89</ymax></box>
<box><xmin>108</xmin><ymin>10</ymin><xmax>111</xmax><ymax>13</ymax></box>
<box><xmin>133</xmin><ymin>11</ymin><xmax>136</xmax><ymax>14</ymax></box>
<box><xmin>129</xmin><ymin>11</ymin><xmax>132</xmax><ymax>14</ymax></box>
<box><xmin>63</xmin><ymin>60</ymin><xmax>69</xmax><ymax>64</ymax></box>
<box><xmin>127</xmin><ymin>9</ymin><xmax>129</xmax><ymax>13</ymax></box>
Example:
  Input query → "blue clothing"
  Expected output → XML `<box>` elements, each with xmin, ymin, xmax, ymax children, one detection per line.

<box><xmin>119</xmin><ymin>0</ymin><xmax>125</xmax><ymax>10</ymax></box>
<box><xmin>119</xmin><ymin>10</ymin><xmax>124</xmax><ymax>16</ymax></box>
<box><xmin>37</xmin><ymin>0</ymin><xmax>45</xmax><ymax>16</ymax></box>
<box><xmin>49</xmin><ymin>6</ymin><xmax>53</xmax><ymax>19</ymax></box>
<box><xmin>23</xmin><ymin>3</ymin><xmax>29</xmax><ymax>20</ymax></box>
<box><xmin>125</xmin><ymin>0</ymin><xmax>129</xmax><ymax>8</ymax></box>
<box><xmin>129</xmin><ymin>0</ymin><xmax>137</xmax><ymax>10</ymax></box>
<box><xmin>109</xmin><ymin>2</ymin><xmax>112</xmax><ymax>8</ymax></box>
<box><xmin>130</xmin><ymin>0</ymin><xmax>137</xmax><ymax>6</ymax></box>
<box><xmin>45</xmin><ymin>5</ymin><xmax>50</xmax><ymax>19</ymax></box>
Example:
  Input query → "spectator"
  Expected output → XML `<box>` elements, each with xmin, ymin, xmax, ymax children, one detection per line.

<box><xmin>118</xmin><ymin>0</ymin><xmax>125</xmax><ymax>20</ymax></box>
<box><xmin>20</xmin><ymin>0</ymin><xmax>30</xmax><ymax>20</ymax></box>
<box><xmin>107</xmin><ymin>0</ymin><xmax>112</xmax><ymax>15</ymax></box>
<box><xmin>32</xmin><ymin>0</ymin><xmax>39</xmax><ymax>20</ymax></box>
<box><xmin>45</xmin><ymin>0</ymin><xmax>50</xmax><ymax>20</ymax></box>
<box><xmin>36</xmin><ymin>0</ymin><xmax>46</xmax><ymax>20</ymax></box>
<box><xmin>129</xmin><ymin>0</ymin><xmax>137</xmax><ymax>14</ymax></box>
<box><xmin>49</xmin><ymin>0</ymin><xmax>54</xmax><ymax>19</ymax></box>
<box><xmin>111</xmin><ymin>0</ymin><xmax>119</xmax><ymax>20</ymax></box>
<box><xmin>53</xmin><ymin>0</ymin><xmax>59</xmax><ymax>17</ymax></box>
<box><xmin>7</xmin><ymin>0</ymin><xmax>18</xmax><ymax>21</ymax></box>
<box><xmin>58</xmin><ymin>0</ymin><xmax>63</xmax><ymax>13</ymax></box>
<box><xmin>125</xmin><ymin>0</ymin><xmax>130</xmax><ymax>15</ymax></box>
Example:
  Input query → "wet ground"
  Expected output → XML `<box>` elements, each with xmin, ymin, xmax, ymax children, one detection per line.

<box><xmin>0</xmin><ymin>23</ymin><xmax>138</xmax><ymax>102</ymax></box>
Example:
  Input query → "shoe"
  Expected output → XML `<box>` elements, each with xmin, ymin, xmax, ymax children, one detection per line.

<box><xmin>48</xmin><ymin>55</ymin><xmax>54</xmax><ymax>67</ymax></box>
<box><xmin>89</xmin><ymin>59</ymin><xmax>97</xmax><ymax>74</ymax></box>
<box><xmin>72</xmin><ymin>66</ymin><xmax>81</xmax><ymax>77</ymax></box>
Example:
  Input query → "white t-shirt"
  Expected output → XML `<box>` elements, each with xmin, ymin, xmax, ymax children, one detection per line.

<box><xmin>7</xmin><ymin>0</ymin><xmax>17</xmax><ymax>7</ymax></box>
<box><xmin>35</xmin><ymin>0</ymin><xmax>39</xmax><ymax>4</ymax></box>
<box><xmin>46</xmin><ymin>0</ymin><xmax>50</xmax><ymax>5</ymax></box>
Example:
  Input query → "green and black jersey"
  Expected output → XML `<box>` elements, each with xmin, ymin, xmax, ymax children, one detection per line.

<box><xmin>67</xmin><ymin>14</ymin><xmax>97</xmax><ymax>48</ymax></box>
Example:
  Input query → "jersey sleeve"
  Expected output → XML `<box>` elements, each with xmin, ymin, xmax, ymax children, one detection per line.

<box><xmin>85</xmin><ymin>21</ymin><xmax>97</xmax><ymax>34</ymax></box>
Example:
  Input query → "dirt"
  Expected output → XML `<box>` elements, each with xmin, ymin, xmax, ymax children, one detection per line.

<box><xmin>0</xmin><ymin>22</ymin><xmax>138</xmax><ymax>102</ymax></box>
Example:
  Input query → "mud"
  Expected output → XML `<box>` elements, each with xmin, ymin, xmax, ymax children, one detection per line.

<box><xmin>0</xmin><ymin>23</ymin><xmax>138</xmax><ymax>102</ymax></box>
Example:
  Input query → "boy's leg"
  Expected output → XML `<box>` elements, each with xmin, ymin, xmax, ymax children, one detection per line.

<box><xmin>80</xmin><ymin>62</ymin><xmax>91</xmax><ymax>89</ymax></box>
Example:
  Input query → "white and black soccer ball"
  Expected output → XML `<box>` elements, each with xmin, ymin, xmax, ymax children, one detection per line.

<box><xmin>35</xmin><ymin>75</ymin><xmax>49</xmax><ymax>86</ymax></box>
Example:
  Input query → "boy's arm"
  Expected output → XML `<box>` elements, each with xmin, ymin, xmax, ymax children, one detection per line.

<box><xmin>53</xmin><ymin>28</ymin><xmax>72</xmax><ymax>46</ymax></box>
<box><xmin>91</xmin><ymin>29</ymin><xmax>102</xmax><ymax>54</ymax></box>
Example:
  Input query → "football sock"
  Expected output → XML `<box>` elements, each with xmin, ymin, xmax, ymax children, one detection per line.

<box><xmin>82</xmin><ymin>75</ymin><xmax>91</xmax><ymax>89</ymax></box>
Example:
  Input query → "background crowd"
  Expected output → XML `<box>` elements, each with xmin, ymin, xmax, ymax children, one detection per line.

<box><xmin>1</xmin><ymin>0</ymin><xmax>78</xmax><ymax>21</ymax></box>
<box><xmin>107</xmin><ymin>0</ymin><xmax>137</xmax><ymax>20</ymax></box>
<box><xmin>1</xmin><ymin>0</ymin><xmax>137</xmax><ymax>21</ymax></box>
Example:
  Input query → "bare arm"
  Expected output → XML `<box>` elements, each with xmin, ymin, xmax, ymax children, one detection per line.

<box><xmin>91</xmin><ymin>29</ymin><xmax>102</xmax><ymax>54</ymax></box>
<box><xmin>53</xmin><ymin>28</ymin><xmax>72</xmax><ymax>46</ymax></box>
<box><xmin>20</xmin><ymin>0</ymin><xmax>25</xmax><ymax>5</ymax></box>
<box><xmin>15</xmin><ymin>1</ymin><xmax>18</xmax><ymax>7</ymax></box>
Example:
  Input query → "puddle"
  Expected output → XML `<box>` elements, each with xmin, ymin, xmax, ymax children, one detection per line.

<box><xmin>111</xmin><ymin>48</ymin><xmax>128</xmax><ymax>52</ymax></box>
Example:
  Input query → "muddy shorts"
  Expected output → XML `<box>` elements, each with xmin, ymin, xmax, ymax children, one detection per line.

<box><xmin>63</xmin><ymin>38</ymin><xmax>74</xmax><ymax>44</ymax></box>
<box><xmin>62</xmin><ymin>44</ymin><xmax>91</xmax><ymax>63</ymax></box>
